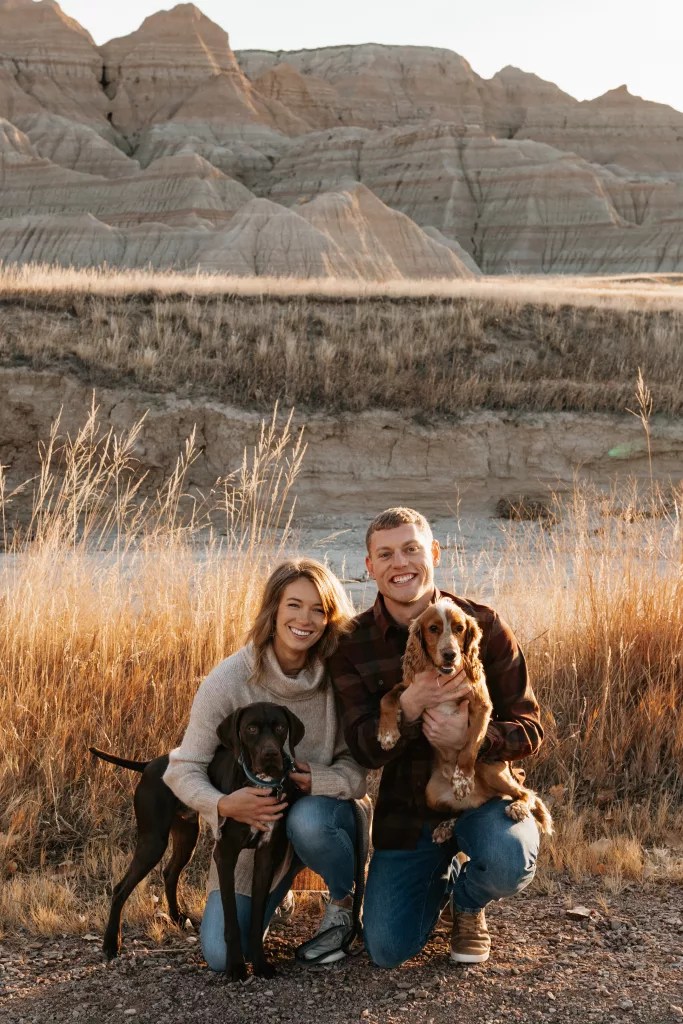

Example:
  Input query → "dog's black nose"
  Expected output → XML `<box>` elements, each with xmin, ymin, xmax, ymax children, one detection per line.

<box><xmin>442</xmin><ymin>650</ymin><xmax>456</xmax><ymax>663</ymax></box>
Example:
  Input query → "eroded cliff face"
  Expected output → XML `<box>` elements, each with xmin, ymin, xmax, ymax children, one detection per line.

<box><xmin>0</xmin><ymin>2</ymin><xmax>682</xmax><ymax>277</ymax></box>
<box><xmin>2</xmin><ymin>368</ymin><xmax>680</xmax><ymax>523</ymax></box>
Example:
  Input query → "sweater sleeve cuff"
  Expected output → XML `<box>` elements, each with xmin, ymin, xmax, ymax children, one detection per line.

<box><xmin>309</xmin><ymin>764</ymin><xmax>355</xmax><ymax>799</ymax></box>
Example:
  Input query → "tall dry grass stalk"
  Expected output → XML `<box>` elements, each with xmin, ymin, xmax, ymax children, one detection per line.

<box><xmin>0</xmin><ymin>404</ymin><xmax>304</xmax><ymax>873</ymax></box>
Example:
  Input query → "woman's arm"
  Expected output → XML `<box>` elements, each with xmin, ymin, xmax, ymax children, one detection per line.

<box><xmin>162</xmin><ymin>664</ymin><xmax>237</xmax><ymax>836</ymax></box>
<box><xmin>306</xmin><ymin>719</ymin><xmax>367</xmax><ymax>800</ymax></box>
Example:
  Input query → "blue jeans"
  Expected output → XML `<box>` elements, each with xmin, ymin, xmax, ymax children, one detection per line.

<box><xmin>364</xmin><ymin>798</ymin><xmax>540</xmax><ymax>969</ymax></box>
<box><xmin>201</xmin><ymin>795</ymin><xmax>356</xmax><ymax>971</ymax></box>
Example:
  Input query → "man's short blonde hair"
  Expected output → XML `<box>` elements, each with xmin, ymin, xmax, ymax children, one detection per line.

<box><xmin>365</xmin><ymin>507</ymin><xmax>433</xmax><ymax>553</ymax></box>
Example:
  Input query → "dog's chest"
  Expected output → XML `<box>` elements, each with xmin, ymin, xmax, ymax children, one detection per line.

<box><xmin>249</xmin><ymin>823</ymin><xmax>275</xmax><ymax>847</ymax></box>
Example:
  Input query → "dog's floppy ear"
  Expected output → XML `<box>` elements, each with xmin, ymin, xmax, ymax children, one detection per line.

<box><xmin>216</xmin><ymin>708</ymin><xmax>244</xmax><ymax>753</ymax></box>
<box><xmin>463</xmin><ymin>616</ymin><xmax>482</xmax><ymax>657</ymax></box>
<box><xmin>402</xmin><ymin>615</ymin><xmax>429</xmax><ymax>682</ymax></box>
<box><xmin>283</xmin><ymin>708</ymin><xmax>305</xmax><ymax>754</ymax></box>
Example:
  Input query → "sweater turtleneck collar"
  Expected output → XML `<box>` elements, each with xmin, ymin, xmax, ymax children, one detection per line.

<box><xmin>247</xmin><ymin>642</ymin><xmax>326</xmax><ymax>702</ymax></box>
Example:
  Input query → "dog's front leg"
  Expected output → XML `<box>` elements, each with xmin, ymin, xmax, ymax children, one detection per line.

<box><xmin>378</xmin><ymin>685</ymin><xmax>404</xmax><ymax>749</ymax></box>
<box><xmin>249</xmin><ymin>834</ymin><xmax>280</xmax><ymax>979</ymax></box>
<box><xmin>213</xmin><ymin>840</ymin><xmax>247</xmax><ymax>982</ymax></box>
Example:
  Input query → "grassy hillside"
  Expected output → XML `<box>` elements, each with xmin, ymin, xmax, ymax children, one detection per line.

<box><xmin>1</xmin><ymin>267</ymin><xmax>682</xmax><ymax>417</ymax></box>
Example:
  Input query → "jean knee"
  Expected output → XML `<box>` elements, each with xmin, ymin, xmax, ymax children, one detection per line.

<box><xmin>364</xmin><ymin>929</ymin><xmax>410</xmax><ymax>970</ymax></box>
<box><xmin>286</xmin><ymin>796</ymin><xmax>347</xmax><ymax>851</ymax></box>
<box><xmin>363</xmin><ymin>914</ymin><xmax>421</xmax><ymax>970</ymax></box>
<box><xmin>482</xmin><ymin>832</ymin><xmax>537</xmax><ymax>897</ymax></box>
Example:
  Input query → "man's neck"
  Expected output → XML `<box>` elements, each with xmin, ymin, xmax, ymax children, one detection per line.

<box><xmin>383</xmin><ymin>589</ymin><xmax>436</xmax><ymax>627</ymax></box>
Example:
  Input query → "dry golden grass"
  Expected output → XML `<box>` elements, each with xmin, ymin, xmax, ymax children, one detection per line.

<box><xmin>1</xmin><ymin>403</ymin><xmax>682</xmax><ymax>935</ymax></box>
<box><xmin>1</xmin><ymin>267</ymin><xmax>683</xmax><ymax>416</ymax></box>
<box><xmin>470</xmin><ymin>483</ymin><xmax>683</xmax><ymax>807</ymax></box>
<box><xmin>2</xmin><ymin>263</ymin><xmax>683</xmax><ymax>309</ymax></box>
<box><xmin>0</xmin><ymin>404</ymin><xmax>304</xmax><ymax>876</ymax></box>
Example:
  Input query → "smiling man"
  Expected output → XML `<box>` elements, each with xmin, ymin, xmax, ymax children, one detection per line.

<box><xmin>329</xmin><ymin>507</ymin><xmax>543</xmax><ymax>967</ymax></box>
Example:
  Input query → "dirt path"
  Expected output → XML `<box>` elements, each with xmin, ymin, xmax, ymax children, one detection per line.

<box><xmin>2</xmin><ymin>882</ymin><xmax>682</xmax><ymax>1024</ymax></box>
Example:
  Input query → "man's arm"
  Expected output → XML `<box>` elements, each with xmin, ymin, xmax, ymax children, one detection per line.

<box><xmin>329</xmin><ymin>650</ymin><xmax>422</xmax><ymax>769</ymax></box>
<box><xmin>478</xmin><ymin>611</ymin><xmax>543</xmax><ymax>762</ymax></box>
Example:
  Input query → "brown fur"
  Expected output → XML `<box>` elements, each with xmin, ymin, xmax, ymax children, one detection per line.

<box><xmin>377</xmin><ymin>598</ymin><xmax>552</xmax><ymax>842</ymax></box>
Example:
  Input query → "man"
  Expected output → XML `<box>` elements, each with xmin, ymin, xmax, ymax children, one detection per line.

<box><xmin>329</xmin><ymin>507</ymin><xmax>543</xmax><ymax>968</ymax></box>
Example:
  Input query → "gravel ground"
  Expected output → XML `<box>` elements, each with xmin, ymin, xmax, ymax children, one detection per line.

<box><xmin>2</xmin><ymin>882</ymin><xmax>682</xmax><ymax>1024</ymax></box>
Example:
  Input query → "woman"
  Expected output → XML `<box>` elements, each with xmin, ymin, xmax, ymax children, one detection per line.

<box><xmin>163</xmin><ymin>558</ymin><xmax>369</xmax><ymax>969</ymax></box>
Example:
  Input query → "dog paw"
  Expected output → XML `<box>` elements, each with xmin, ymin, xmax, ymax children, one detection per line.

<box><xmin>253</xmin><ymin>960</ymin><xmax>277</xmax><ymax>979</ymax></box>
<box><xmin>432</xmin><ymin>821</ymin><xmax>456</xmax><ymax>845</ymax></box>
<box><xmin>505</xmin><ymin>800</ymin><xmax>530</xmax><ymax>823</ymax></box>
<box><xmin>450</xmin><ymin>767</ymin><xmax>474</xmax><ymax>800</ymax></box>
<box><xmin>378</xmin><ymin>729</ymin><xmax>400</xmax><ymax>750</ymax></box>
<box><xmin>102</xmin><ymin>933</ymin><xmax>120</xmax><ymax>961</ymax></box>
<box><xmin>226</xmin><ymin>961</ymin><xmax>248</xmax><ymax>983</ymax></box>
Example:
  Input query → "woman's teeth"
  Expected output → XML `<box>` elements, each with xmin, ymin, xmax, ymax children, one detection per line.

<box><xmin>290</xmin><ymin>627</ymin><xmax>313</xmax><ymax>637</ymax></box>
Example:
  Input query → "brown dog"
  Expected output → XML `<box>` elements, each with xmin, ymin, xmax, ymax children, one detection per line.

<box><xmin>91</xmin><ymin>701</ymin><xmax>304</xmax><ymax>979</ymax></box>
<box><xmin>378</xmin><ymin>598</ymin><xmax>552</xmax><ymax>841</ymax></box>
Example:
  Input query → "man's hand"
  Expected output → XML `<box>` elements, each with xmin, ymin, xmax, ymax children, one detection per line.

<box><xmin>422</xmin><ymin>703</ymin><xmax>469</xmax><ymax>753</ymax></box>
<box><xmin>289</xmin><ymin>759</ymin><xmax>312</xmax><ymax>795</ymax></box>
<box><xmin>399</xmin><ymin>666</ymin><xmax>469</xmax><ymax>722</ymax></box>
<box><xmin>217</xmin><ymin>787</ymin><xmax>288</xmax><ymax>831</ymax></box>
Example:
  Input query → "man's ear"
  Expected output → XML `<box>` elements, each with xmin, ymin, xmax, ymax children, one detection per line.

<box><xmin>283</xmin><ymin>709</ymin><xmax>305</xmax><ymax>754</ymax></box>
<box><xmin>431</xmin><ymin>538</ymin><xmax>441</xmax><ymax>567</ymax></box>
<box><xmin>365</xmin><ymin>553</ymin><xmax>374</xmax><ymax>579</ymax></box>
<box><xmin>216</xmin><ymin>708</ymin><xmax>243</xmax><ymax>753</ymax></box>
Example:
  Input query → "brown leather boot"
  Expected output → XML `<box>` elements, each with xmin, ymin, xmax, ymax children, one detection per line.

<box><xmin>449</xmin><ymin>908</ymin><xmax>490</xmax><ymax>964</ymax></box>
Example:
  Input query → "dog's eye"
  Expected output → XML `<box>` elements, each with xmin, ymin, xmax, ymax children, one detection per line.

<box><xmin>454</xmin><ymin>623</ymin><xmax>464</xmax><ymax>634</ymax></box>
<box><xmin>428</xmin><ymin>624</ymin><xmax>440</xmax><ymax>634</ymax></box>
<box><xmin>274</xmin><ymin>724</ymin><xmax>287</xmax><ymax>734</ymax></box>
<box><xmin>245</xmin><ymin>724</ymin><xmax>258</xmax><ymax>735</ymax></box>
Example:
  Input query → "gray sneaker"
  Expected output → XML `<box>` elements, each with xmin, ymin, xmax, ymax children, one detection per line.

<box><xmin>298</xmin><ymin>897</ymin><xmax>353</xmax><ymax>964</ymax></box>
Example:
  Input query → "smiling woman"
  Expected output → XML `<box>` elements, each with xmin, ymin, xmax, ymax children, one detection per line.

<box><xmin>162</xmin><ymin>557</ymin><xmax>371</xmax><ymax>970</ymax></box>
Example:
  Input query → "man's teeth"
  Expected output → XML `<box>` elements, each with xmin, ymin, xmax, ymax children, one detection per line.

<box><xmin>392</xmin><ymin>574</ymin><xmax>415</xmax><ymax>584</ymax></box>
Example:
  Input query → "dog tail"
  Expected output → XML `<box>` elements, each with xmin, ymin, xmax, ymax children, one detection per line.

<box><xmin>532</xmin><ymin>796</ymin><xmax>554</xmax><ymax>836</ymax></box>
<box><xmin>89</xmin><ymin>747</ymin><xmax>150</xmax><ymax>773</ymax></box>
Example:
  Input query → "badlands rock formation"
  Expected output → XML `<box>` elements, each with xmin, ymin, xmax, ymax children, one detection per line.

<box><xmin>0</xmin><ymin>0</ymin><xmax>682</xmax><ymax>276</ymax></box>
<box><xmin>3</xmin><ymin>367</ymin><xmax>683</xmax><ymax>520</ymax></box>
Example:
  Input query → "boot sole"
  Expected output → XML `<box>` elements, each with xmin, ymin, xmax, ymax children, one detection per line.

<box><xmin>450</xmin><ymin>949</ymin><xmax>490</xmax><ymax>964</ymax></box>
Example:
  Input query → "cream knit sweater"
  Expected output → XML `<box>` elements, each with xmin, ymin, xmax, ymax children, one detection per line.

<box><xmin>163</xmin><ymin>643</ymin><xmax>367</xmax><ymax>896</ymax></box>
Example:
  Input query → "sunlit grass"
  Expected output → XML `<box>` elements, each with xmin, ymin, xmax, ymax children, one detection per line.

<box><xmin>1</xmin><ymin>403</ymin><xmax>682</xmax><ymax>935</ymax></box>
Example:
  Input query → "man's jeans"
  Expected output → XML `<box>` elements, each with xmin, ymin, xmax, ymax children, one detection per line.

<box><xmin>201</xmin><ymin>795</ymin><xmax>356</xmax><ymax>971</ymax></box>
<box><xmin>364</xmin><ymin>797</ymin><xmax>540</xmax><ymax>968</ymax></box>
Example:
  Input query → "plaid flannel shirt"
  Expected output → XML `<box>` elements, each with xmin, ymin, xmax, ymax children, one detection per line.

<box><xmin>329</xmin><ymin>589</ymin><xmax>543</xmax><ymax>850</ymax></box>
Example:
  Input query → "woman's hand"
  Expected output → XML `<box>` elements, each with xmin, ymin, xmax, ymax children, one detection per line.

<box><xmin>289</xmin><ymin>759</ymin><xmax>312</xmax><ymax>794</ymax></box>
<box><xmin>217</xmin><ymin>786</ymin><xmax>288</xmax><ymax>831</ymax></box>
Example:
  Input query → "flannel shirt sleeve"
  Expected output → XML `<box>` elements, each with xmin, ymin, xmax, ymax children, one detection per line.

<box><xmin>328</xmin><ymin>649</ymin><xmax>421</xmax><ymax>770</ymax></box>
<box><xmin>479</xmin><ymin>612</ymin><xmax>543</xmax><ymax>762</ymax></box>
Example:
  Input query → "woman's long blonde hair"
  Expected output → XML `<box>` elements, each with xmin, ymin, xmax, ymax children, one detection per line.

<box><xmin>246</xmin><ymin>558</ymin><xmax>354</xmax><ymax>679</ymax></box>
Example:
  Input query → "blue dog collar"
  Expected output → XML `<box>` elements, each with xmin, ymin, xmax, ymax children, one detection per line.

<box><xmin>237</xmin><ymin>752</ymin><xmax>296</xmax><ymax>797</ymax></box>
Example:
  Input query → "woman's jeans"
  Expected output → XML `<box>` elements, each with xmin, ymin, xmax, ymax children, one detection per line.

<box><xmin>201</xmin><ymin>795</ymin><xmax>356</xmax><ymax>971</ymax></box>
<box><xmin>364</xmin><ymin>797</ymin><xmax>540</xmax><ymax>969</ymax></box>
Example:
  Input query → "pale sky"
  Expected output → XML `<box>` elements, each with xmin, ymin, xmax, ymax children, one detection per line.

<box><xmin>57</xmin><ymin>0</ymin><xmax>683</xmax><ymax>113</ymax></box>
